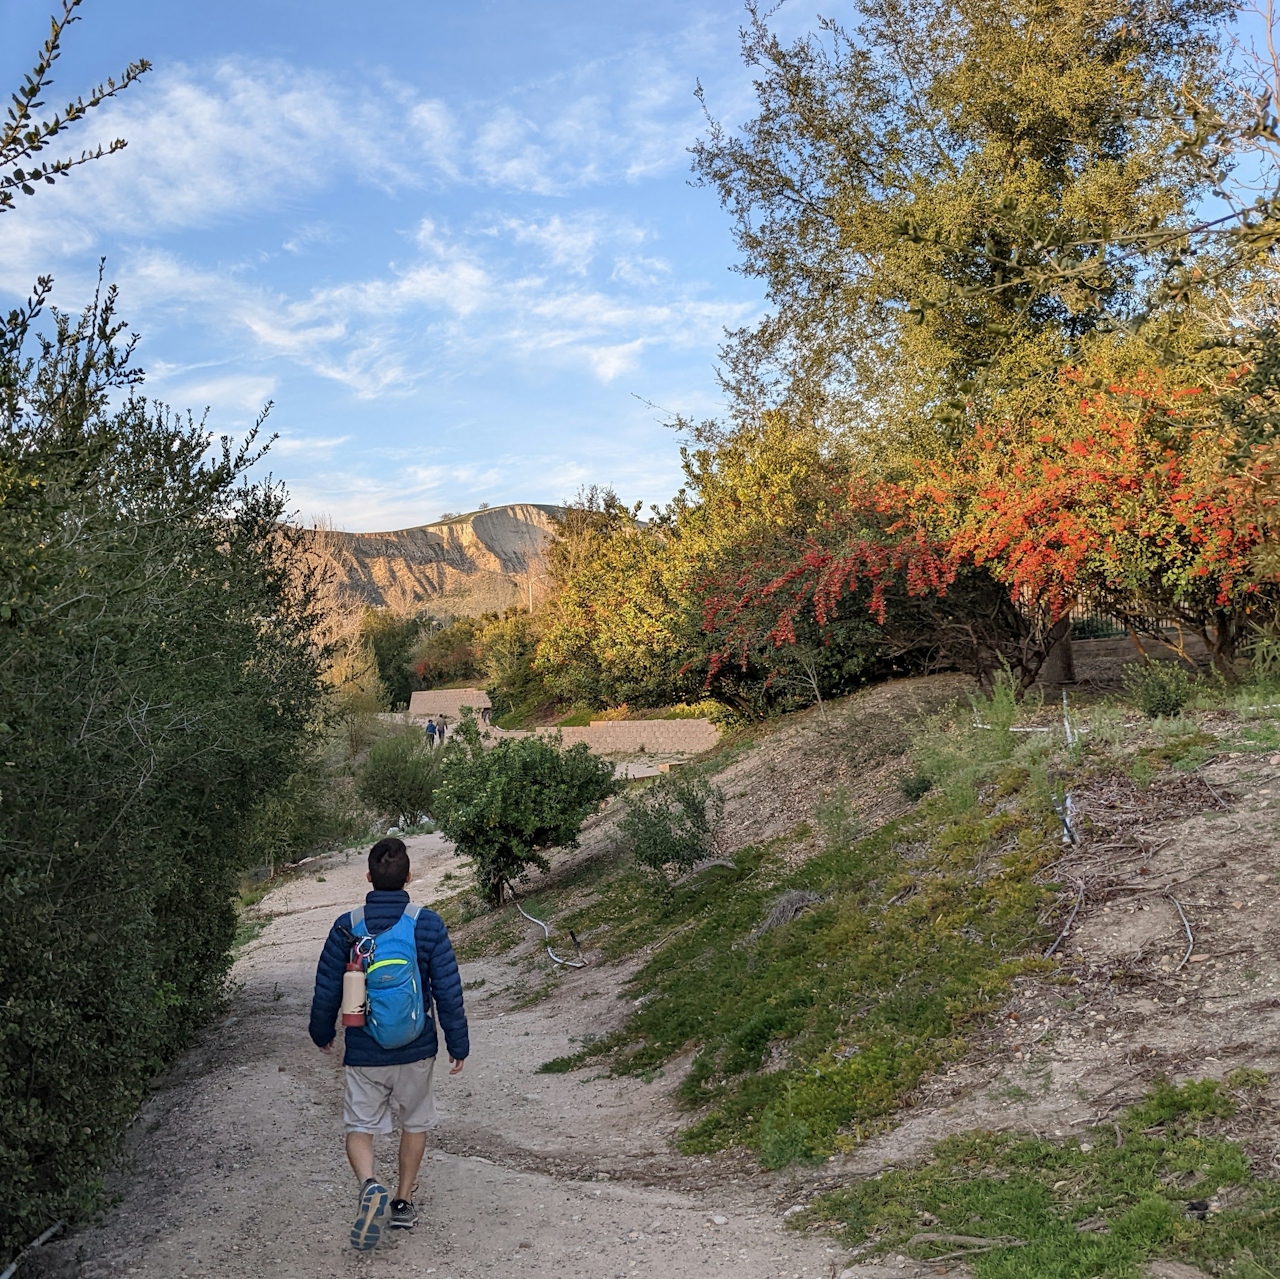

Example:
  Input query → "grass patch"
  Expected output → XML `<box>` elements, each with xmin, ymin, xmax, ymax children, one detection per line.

<box><xmin>802</xmin><ymin>1077</ymin><xmax>1280</xmax><ymax>1278</ymax></box>
<box><xmin>232</xmin><ymin>917</ymin><xmax>266</xmax><ymax>951</ymax></box>
<box><xmin>1132</xmin><ymin>730</ymin><xmax>1219</xmax><ymax>773</ymax></box>
<box><xmin>454</xmin><ymin>910</ymin><xmax>524</xmax><ymax>961</ymax></box>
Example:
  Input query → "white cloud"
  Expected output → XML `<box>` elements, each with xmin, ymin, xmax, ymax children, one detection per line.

<box><xmin>270</xmin><ymin>432</ymin><xmax>351</xmax><ymax>457</ymax></box>
<box><xmin>497</xmin><ymin>212</ymin><xmax>646</xmax><ymax>275</ymax></box>
<box><xmin>156</xmin><ymin>372</ymin><xmax>277</xmax><ymax>414</ymax></box>
<box><xmin>411</xmin><ymin>40</ymin><xmax>710</xmax><ymax>195</ymax></box>
<box><xmin>0</xmin><ymin>58</ymin><xmax>410</xmax><ymax>289</ymax></box>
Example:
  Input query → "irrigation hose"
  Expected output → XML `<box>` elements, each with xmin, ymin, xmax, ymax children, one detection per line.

<box><xmin>505</xmin><ymin>883</ymin><xmax>587</xmax><ymax>969</ymax></box>
<box><xmin>0</xmin><ymin>1220</ymin><xmax>64</xmax><ymax>1279</ymax></box>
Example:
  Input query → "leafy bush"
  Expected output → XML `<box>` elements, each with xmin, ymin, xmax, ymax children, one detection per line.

<box><xmin>619</xmin><ymin>771</ymin><xmax>725</xmax><ymax>876</ymax></box>
<box><xmin>0</xmin><ymin>290</ymin><xmax>323</xmax><ymax>1254</ymax></box>
<box><xmin>356</xmin><ymin>731</ymin><xmax>440</xmax><ymax>827</ymax></box>
<box><xmin>434</xmin><ymin>716</ymin><xmax>620</xmax><ymax>904</ymax></box>
<box><xmin>240</xmin><ymin>759</ymin><xmax>364</xmax><ymax>877</ymax></box>
<box><xmin>1123</xmin><ymin>661</ymin><xmax>1194</xmax><ymax>718</ymax></box>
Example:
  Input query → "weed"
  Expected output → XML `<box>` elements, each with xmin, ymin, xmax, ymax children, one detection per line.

<box><xmin>899</xmin><ymin>771</ymin><xmax>932</xmax><ymax>801</ymax></box>
<box><xmin>800</xmin><ymin>1079</ymin><xmax>1280</xmax><ymax>1277</ymax></box>
<box><xmin>1226</xmin><ymin>1067</ymin><xmax>1269</xmax><ymax>1090</ymax></box>
<box><xmin>454</xmin><ymin>911</ymin><xmax>524</xmax><ymax>961</ymax></box>
<box><xmin>232</xmin><ymin>918</ymin><xmax>266</xmax><ymax>951</ymax></box>
<box><xmin>513</xmin><ymin>976</ymin><xmax>561</xmax><ymax>1008</ymax></box>
<box><xmin>1132</xmin><ymin>731</ymin><xmax>1218</xmax><ymax>774</ymax></box>
<box><xmin>463</xmin><ymin>977</ymin><xmax>486</xmax><ymax>990</ymax></box>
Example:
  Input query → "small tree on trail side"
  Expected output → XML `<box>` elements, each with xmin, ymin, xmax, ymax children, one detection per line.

<box><xmin>620</xmin><ymin>770</ymin><xmax>725</xmax><ymax>881</ymax></box>
<box><xmin>433</xmin><ymin>715</ymin><xmax>620</xmax><ymax>905</ymax></box>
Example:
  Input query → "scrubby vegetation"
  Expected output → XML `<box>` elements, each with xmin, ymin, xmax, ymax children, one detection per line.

<box><xmin>355</xmin><ymin>728</ymin><xmax>441</xmax><ymax>828</ymax></box>
<box><xmin>802</xmin><ymin>1076</ymin><xmax>1279</xmax><ymax>1278</ymax></box>
<box><xmin>538</xmin><ymin>680</ymin><xmax>1064</xmax><ymax>1165</ymax></box>
<box><xmin>618</xmin><ymin>770</ymin><xmax>726</xmax><ymax>879</ymax></box>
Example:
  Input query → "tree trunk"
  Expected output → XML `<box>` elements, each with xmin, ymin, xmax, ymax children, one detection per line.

<box><xmin>1040</xmin><ymin>632</ymin><xmax>1076</xmax><ymax>686</ymax></box>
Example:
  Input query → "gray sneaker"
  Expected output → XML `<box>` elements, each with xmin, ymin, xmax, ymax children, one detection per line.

<box><xmin>351</xmin><ymin>1179</ymin><xmax>388</xmax><ymax>1250</ymax></box>
<box><xmin>389</xmin><ymin>1198</ymin><xmax>418</xmax><ymax>1230</ymax></box>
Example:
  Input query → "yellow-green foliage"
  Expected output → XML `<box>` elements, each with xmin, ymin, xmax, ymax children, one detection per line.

<box><xmin>535</xmin><ymin>417</ymin><xmax>851</xmax><ymax>709</ymax></box>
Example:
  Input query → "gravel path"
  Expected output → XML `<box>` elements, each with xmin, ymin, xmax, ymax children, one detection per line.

<box><xmin>35</xmin><ymin>836</ymin><xmax>837</xmax><ymax>1279</ymax></box>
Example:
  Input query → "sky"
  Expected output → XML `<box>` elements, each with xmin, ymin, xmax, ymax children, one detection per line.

<box><xmin>0</xmin><ymin>0</ymin><xmax>792</xmax><ymax>531</ymax></box>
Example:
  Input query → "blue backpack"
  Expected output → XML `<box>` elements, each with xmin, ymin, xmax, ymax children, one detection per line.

<box><xmin>350</xmin><ymin>904</ymin><xmax>425</xmax><ymax>1050</ymax></box>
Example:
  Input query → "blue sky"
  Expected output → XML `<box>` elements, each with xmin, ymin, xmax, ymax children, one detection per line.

<box><xmin>0</xmin><ymin>0</ymin><xmax>786</xmax><ymax>530</ymax></box>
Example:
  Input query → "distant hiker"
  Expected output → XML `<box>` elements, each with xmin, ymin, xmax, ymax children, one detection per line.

<box><xmin>309</xmin><ymin>837</ymin><xmax>469</xmax><ymax>1251</ymax></box>
<box><xmin>436</xmin><ymin>715</ymin><xmax>448</xmax><ymax>743</ymax></box>
<box><xmin>425</xmin><ymin>718</ymin><xmax>438</xmax><ymax>747</ymax></box>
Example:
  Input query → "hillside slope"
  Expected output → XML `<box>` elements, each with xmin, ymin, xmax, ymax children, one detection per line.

<box><xmin>306</xmin><ymin>502</ymin><xmax>561</xmax><ymax>618</ymax></box>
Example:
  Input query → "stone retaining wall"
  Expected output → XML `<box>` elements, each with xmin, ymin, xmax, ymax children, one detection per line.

<box><xmin>491</xmin><ymin>718</ymin><xmax>719</xmax><ymax>755</ymax></box>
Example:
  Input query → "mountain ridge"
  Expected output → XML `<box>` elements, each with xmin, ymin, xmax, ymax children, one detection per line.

<box><xmin>306</xmin><ymin>502</ymin><xmax>561</xmax><ymax>618</ymax></box>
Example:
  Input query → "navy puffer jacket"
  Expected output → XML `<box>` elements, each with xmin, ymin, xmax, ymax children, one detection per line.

<box><xmin>309</xmin><ymin>890</ymin><xmax>470</xmax><ymax>1066</ymax></box>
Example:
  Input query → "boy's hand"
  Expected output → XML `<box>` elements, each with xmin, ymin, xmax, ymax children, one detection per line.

<box><xmin>318</xmin><ymin>1041</ymin><xmax>334</xmax><ymax>1054</ymax></box>
<box><xmin>449</xmin><ymin>1056</ymin><xmax>465</xmax><ymax>1075</ymax></box>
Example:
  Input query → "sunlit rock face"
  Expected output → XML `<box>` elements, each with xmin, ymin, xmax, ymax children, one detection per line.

<box><xmin>306</xmin><ymin>502</ymin><xmax>561</xmax><ymax>619</ymax></box>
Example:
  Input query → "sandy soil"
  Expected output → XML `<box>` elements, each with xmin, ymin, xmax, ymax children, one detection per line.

<box><xmin>33</xmin><ymin>832</ymin><xmax>841</xmax><ymax>1279</ymax></box>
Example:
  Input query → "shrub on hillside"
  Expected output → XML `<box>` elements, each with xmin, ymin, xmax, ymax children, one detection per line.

<box><xmin>357</xmin><ymin>731</ymin><xmax>441</xmax><ymax>827</ymax></box>
<box><xmin>620</xmin><ymin>771</ymin><xmax>725</xmax><ymax>877</ymax></box>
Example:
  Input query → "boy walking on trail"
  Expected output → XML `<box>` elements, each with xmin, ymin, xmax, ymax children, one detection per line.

<box><xmin>309</xmin><ymin>837</ymin><xmax>469</xmax><ymax>1251</ymax></box>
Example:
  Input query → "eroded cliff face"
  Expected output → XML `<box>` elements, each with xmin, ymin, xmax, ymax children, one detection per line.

<box><xmin>307</xmin><ymin>503</ymin><xmax>561</xmax><ymax>618</ymax></box>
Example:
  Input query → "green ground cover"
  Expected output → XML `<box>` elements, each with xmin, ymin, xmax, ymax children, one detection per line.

<box><xmin>801</xmin><ymin>1076</ymin><xmax>1277</xmax><ymax>1278</ymax></box>
<box><xmin>541</xmin><ymin>770</ymin><xmax>1060</xmax><ymax>1166</ymax></box>
<box><xmin>529</xmin><ymin>674</ymin><xmax>1280</xmax><ymax>1172</ymax></box>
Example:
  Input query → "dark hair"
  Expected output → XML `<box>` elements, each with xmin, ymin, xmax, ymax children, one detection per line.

<box><xmin>368</xmin><ymin>838</ymin><xmax>410</xmax><ymax>891</ymax></box>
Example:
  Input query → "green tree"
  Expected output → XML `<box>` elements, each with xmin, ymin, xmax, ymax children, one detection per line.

<box><xmin>693</xmin><ymin>0</ymin><xmax>1230</xmax><ymax>449</ymax></box>
<box><xmin>356</xmin><ymin>730</ymin><xmax>441</xmax><ymax>828</ymax></box>
<box><xmin>410</xmin><ymin>615</ymin><xmax>482</xmax><ymax>687</ymax></box>
<box><xmin>359</xmin><ymin>608</ymin><xmax>426</xmax><ymax>709</ymax></box>
<box><xmin>434</xmin><ymin>716</ymin><xmax>620</xmax><ymax>905</ymax></box>
<box><xmin>0</xmin><ymin>288</ymin><xmax>323</xmax><ymax>1254</ymax></box>
<box><xmin>478</xmin><ymin>609</ymin><xmax>553</xmax><ymax>724</ymax></box>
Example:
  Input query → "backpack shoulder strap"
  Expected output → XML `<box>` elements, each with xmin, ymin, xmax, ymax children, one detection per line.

<box><xmin>404</xmin><ymin>904</ymin><xmax>422</xmax><ymax>922</ymax></box>
<box><xmin>349</xmin><ymin>905</ymin><xmax>366</xmax><ymax>931</ymax></box>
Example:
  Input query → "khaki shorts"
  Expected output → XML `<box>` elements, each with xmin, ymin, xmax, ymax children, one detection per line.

<box><xmin>343</xmin><ymin>1057</ymin><xmax>437</xmax><ymax>1134</ymax></box>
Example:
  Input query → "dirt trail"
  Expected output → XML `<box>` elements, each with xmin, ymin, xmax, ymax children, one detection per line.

<box><xmin>35</xmin><ymin>834</ymin><xmax>839</xmax><ymax>1279</ymax></box>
